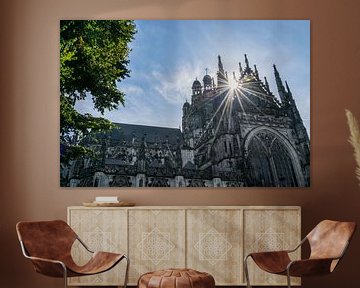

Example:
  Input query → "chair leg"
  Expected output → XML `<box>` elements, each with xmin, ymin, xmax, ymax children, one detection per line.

<box><xmin>244</xmin><ymin>255</ymin><xmax>252</xmax><ymax>288</ymax></box>
<box><xmin>286</xmin><ymin>269</ymin><xmax>292</xmax><ymax>288</ymax></box>
<box><xmin>123</xmin><ymin>255</ymin><xmax>130</xmax><ymax>288</ymax></box>
<box><xmin>62</xmin><ymin>264</ymin><xmax>68</xmax><ymax>288</ymax></box>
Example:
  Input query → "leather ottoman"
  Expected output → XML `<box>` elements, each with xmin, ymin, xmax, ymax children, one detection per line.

<box><xmin>138</xmin><ymin>268</ymin><xmax>215</xmax><ymax>288</ymax></box>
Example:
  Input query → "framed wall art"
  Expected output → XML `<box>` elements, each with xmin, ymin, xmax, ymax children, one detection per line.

<box><xmin>60</xmin><ymin>20</ymin><xmax>310</xmax><ymax>188</ymax></box>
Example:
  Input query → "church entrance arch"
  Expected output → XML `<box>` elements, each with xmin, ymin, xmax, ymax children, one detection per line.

<box><xmin>244</xmin><ymin>127</ymin><xmax>305</xmax><ymax>187</ymax></box>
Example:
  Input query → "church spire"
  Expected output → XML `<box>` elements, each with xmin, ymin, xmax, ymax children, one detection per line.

<box><xmin>285</xmin><ymin>80</ymin><xmax>291</xmax><ymax>93</ymax></box>
<box><xmin>239</xmin><ymin>62</ymin><xmax>243</xmax><ymax>75</ymax></box>
<box><xmin>254</xmin><ymin>64</ymin><xmax>259</xmax><ymax>79</ymax></box>
<box><xmin>244</xmin><ymin>54</ymin><xmax>249</xmax><ymax>68</ymax></box>
<box><xmin>273</xmin><ymin>64</ymin><xmax>287</xmax><ymax>103</ymax></box>
<box><xmin>264</xmin><ymin>76</ymin><xmax>270</xmax><ymax>92</ymax></box>
<box><xmin>285</xmin><ymin>80</ymin><xmax>294</xmax><ymax>100</ymax></box>
<box><xmin>217</xmin><ymin>55</ymin><xmax>227</xmax><ymax>87</ymax></box>
<box><xmin>218</xmin><ymin>55</ymin><xmax>224</xmax><ymax>73</ymax></box>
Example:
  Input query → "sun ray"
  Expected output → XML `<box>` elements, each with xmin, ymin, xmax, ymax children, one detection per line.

<box><xmin>240</xmin><ymin>86</ymin><xmax>275</xmax><ymax>104</ymax></box>
<box><xmin>233</xmin><ymin>88</ymin><xmax>248</xmax><ymax>119</ymax></box>
<box><xmin>193</xmin><ymin>88</ymin><xmax>232</xmax><ymax>147</ymax></box>
<box><xmin>236</xmin><ymin>87</ymin><xmax>266</xmax><ymax>115</ymax></box>
<box><xmin>187</xmin><ymin>73</ymin><xmax>280</xmax><ymax>151</ymax></box>
<box><xmin>210</xmin><ymin>88</ymin><xmax>235</xmax><ymax>145</ymax></box>
<box><xmin>182</xmin><ymin>88</ymin><xmax>228</xmax><ymax>124</ymax></box>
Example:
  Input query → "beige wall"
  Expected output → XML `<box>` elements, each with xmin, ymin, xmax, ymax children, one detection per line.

<box><xmin>1</xmin><ymin>0</ymin><xmax>360</xmax><ymax>287</ymax></box>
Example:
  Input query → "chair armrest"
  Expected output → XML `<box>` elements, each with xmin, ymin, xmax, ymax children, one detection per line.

<box><xmin>76</xmin><ymin>236</ymin><xmax>94</xmax><ymax>253</ymax></box>
<box><xmin>25</xmin><ymin>255</ymin><xmax>65</xmax><ymax>266</ymax></box>
<box><xmin>19</xmin><ymin>240</ymin><xmax>67</xmax><ymax>277</ymax></box>
<box><xmin>27</xmin><ymin>255</ymin><xmax>66</xmax><ymax>268</ymax></box>
<box><xmin>287</xmin><ymin>258</ymin><xmax>336</xmax><ymax>277</ymax></box>
<box><xmin>247</xmin><ymin>250</ymin><xmax>290</xmax><ymax>259</ymax></box>
<box><xmin>285</xmin><ymin>237</ymin><xmax>307</xmax><ymax>253</ymax></box>
<box><xmin>245</xmin><ymin>236</ymin><xmax>306</xmax><ymax>259</ymax></box>
<box><xmin>246</xmin><ymin>251</ymin><xmax>292</xmax><ymax>274</ymax></box>
<box><xmin>25</xmin><ymin>255</ymin><xmax>67</xmax><ymax>277</ymax></box>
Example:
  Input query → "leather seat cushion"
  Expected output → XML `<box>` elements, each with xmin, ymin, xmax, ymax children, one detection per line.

<box><xmin>138</xmin><ymin>268</ymin><xmax>215</xmax><ymax>288</ymax></box>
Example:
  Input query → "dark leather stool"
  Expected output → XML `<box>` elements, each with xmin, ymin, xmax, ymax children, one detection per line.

<box><xmin>138</xmin><ymin>268</ymin><xmax>215</xmax><ymax>288</ymax></box>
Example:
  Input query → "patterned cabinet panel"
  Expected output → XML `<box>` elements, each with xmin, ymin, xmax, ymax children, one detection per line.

<box><xmin>67</xmin><ymin>206</ymin><xmax>300</xmax><ymax>286</ymax></box>
<box><xmin>68</xmin><ymin>208</ymin><xmax>127</xmax><ymax>286</ymax></box>
<box><xmin>186</xmin><ymin>209</ymin><xmax>243</xmax><ymax>285</ymax></box>
<box><xmin>128</xmin><ymin>209</ymin><xmax>186</xmax><ymax>284</ymax></box>
<box><xmin>243</xmin><ymin>208</ymin><xmax>301</xmax><ymax>286</ymax></box>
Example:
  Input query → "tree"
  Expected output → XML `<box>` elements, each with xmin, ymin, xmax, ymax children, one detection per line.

<box><xmin>60</xmin><ymin>20</ymin><xmax>136</xmax><ymax>164</ymax></box>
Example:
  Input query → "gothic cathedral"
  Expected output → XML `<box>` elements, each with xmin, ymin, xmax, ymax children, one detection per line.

<box><xmin>62</xmin><ymin>55</ymin><xmax>310</xmax><ymax>187</ymax></box>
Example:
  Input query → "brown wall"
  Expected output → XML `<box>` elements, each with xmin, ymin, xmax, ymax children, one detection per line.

<box><xmin>1</xmin><ymin>0</ymin><xmax>360</xmax><ymax>287</ymax></box>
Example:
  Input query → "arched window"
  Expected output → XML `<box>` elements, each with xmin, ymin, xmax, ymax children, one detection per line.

<box><xmin>247</xmin><ymin>130</ymin><xmax>298</xmax><ymax>187</ymax></box>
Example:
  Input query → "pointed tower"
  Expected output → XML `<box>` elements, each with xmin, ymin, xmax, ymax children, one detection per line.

<box><xmin>203</xmin><ymin>69</ymin><xmax>212</xmax><ymax>91</ymax></box>
<box><xmin>273</xmin><ymin>64</ymin><xmax>287</xmax><ymax>103</ymax></box>
<box><xmin>217</xmin><ymin>55</ymin><xmax>227</xmax><ymax>87</ymax></box>
<box><xmin>182</xmin><ymin>99</ymin><xmax>191</xmax><ymax>136</ymax></box>
<box><xmin>282</xmin><ymin>79</ymin><xmax>310</xmax><ymax>182</ymax></box>
<box><xmin>182</xmin><ymin>99</ymin><xmax>190</xmax><ymax>115</ymax></box>
<box><xmin>254</xmin><ymin>65</ymin><xmax>259</xmax><ymax>79</ymax></box>
<box><xmin>285</xmin><ymin>81</ymin><xmax>293</xmax><ymax>98</ymax></box>
<box><xmin>243</xmin><ymin>54</ymin><xmax>252</xmax><ymax>75</ymax></box>
<box><xmin>284</xmin><ymin>80</ymin><xmax>305</xmax><ymax>130</ymax></box>
<box><xmin>239</xmin><ymin>62</ymin><xmax>243</xmax><ymax>76</ymax></box>
<box><xmin>264</xmin><ymin>76</ymin><xmax>270</xmax><ymax>93</ymax></box>
<box><xmin>245</xmin><ymin>54</ymin><xmax>249</xmax><ymax>68</ymax></box>
<box><xmin>218</xmin><ymin>55</ymin><xmax>224</xmax><ymax>73</ymax></box>
<box><xmin>192</xmin><ymin>78</ymin><xmax>202</xmax><ymax>96</ymax></box>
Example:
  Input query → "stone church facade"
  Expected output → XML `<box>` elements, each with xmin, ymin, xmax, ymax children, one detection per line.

<box><xmin>61</xmin><ymin>55</ymin><xmax>310</xmax><ymax>187</ymax></box>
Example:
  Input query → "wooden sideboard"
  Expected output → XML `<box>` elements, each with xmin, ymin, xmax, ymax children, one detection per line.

<box><xmin>67</xmin><ymin>206</ymin><xmax>301</xmax><ymax>286</ymax></box>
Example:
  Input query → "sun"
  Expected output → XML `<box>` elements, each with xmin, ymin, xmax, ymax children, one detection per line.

<box><xmin>228</xmin><ymin>77</ymin><xmax>238</xmax><ymax>90</ymax></box>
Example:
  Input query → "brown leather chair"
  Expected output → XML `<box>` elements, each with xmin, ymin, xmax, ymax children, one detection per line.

<box><xmin>244</xmin><ymin>220</ymin><xmax>356</xmax><ymax>288</ymax></box>
<box><xmin>16</xmin><ymin>220</ymin><xmax>129</xmax><ymax>288</ymax></box>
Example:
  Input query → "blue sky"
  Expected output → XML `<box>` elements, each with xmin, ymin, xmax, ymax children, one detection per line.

<box><xmin>76</xmin><ymin>20</ymin><xmax>310</xmax><ymax>133</ymax></box>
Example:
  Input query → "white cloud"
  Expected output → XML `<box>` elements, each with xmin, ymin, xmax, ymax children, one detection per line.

<box><xmin>151</xmin><ymin>62</ymin><xmax>204</xmax><ymax>105</ymax></box>
<box><xmin>121</xmin><ymin>84</ymin><xmax>144</xmax><ymax>95</ymax></box>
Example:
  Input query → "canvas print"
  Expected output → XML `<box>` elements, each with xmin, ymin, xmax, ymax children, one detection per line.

<box><xmin>60</xmin><ymin>20</ymin><xmax>310</xmax><ymax>188</ymax></box>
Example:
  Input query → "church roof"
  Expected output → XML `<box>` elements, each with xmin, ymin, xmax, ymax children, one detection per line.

<box><xmin>192</xmin><ymin>79</ymin><xmax>202</xmax><ymax>88</ymax></box>
<box><xmin>203</xmin><ymin>74</ymin><xmax>212</xmax><ymax>85</ymax></box>
<box><xmin>111</xmin><ymin>123</ymin><xmax>183</xmax><ymax>146</ymax></box>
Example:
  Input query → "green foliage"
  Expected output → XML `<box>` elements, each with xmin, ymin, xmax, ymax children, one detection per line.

<box><xmin>60</xmin><ymin>20</ymin><xmax>136</xmax><ymax>164</ymax></box>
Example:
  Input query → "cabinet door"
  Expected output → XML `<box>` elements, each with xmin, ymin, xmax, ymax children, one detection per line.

<box><xmin>68</xmin><ymin>208</ymin><xmax>127</xmax><ymax>286</ymax></box>
<box><xmin>187</xmin><ymin>209</ymin><xmax>243</xmax><ymax>285</ymax></box>
<box><xmin>128</xmin><ymin>209</ymin><xmax>186</xmax><ymax>284</ymax></box>
<box><xmin>243</xmin><ymin>208</ymin><xmax>301</xmax><ymax>286</ymax></box>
